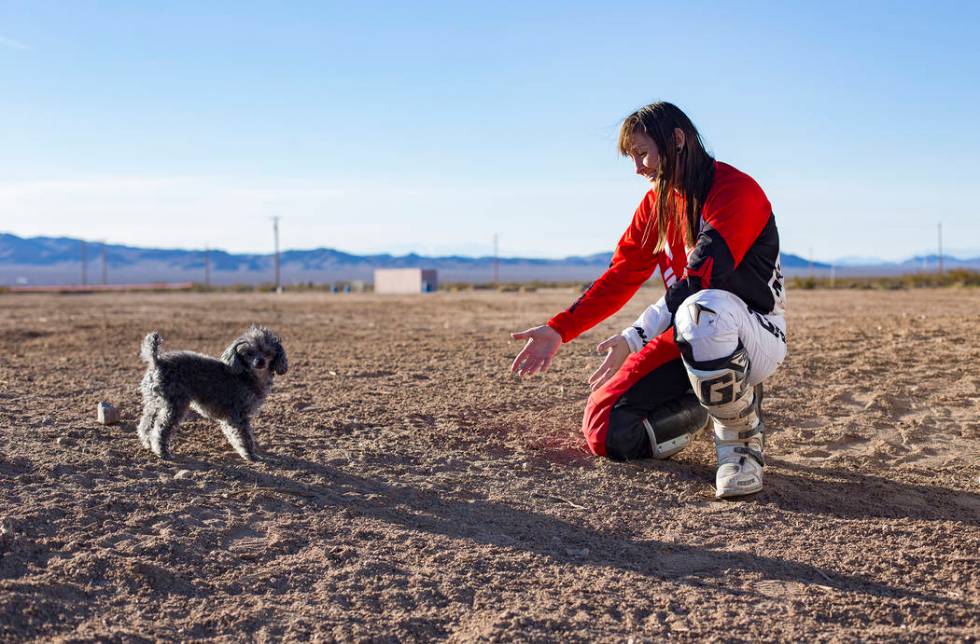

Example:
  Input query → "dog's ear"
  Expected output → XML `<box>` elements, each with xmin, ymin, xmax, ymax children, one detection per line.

<box><xmin>221</xmin><ymin>341</ymin><xmax>248</xmax><ymax>375</ymax></box>
<box><xmin>271</xmin><ymin>341</ymin><xmax>288</xmax><ymax>375</ymax></box>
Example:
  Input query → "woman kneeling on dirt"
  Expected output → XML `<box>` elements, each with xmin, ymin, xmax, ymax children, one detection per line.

<box><xmin>510</xmin><ymin>101</ymin><xmax>787</xmax><ymax>498</ymax></box>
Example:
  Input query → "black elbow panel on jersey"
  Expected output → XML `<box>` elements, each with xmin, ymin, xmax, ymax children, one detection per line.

<box><xmin>664</xmin><ymin>278</ymin><xmax>700</xmax><ymax>315</ymax></box>
<box><xmin>665</xmin><ymin>226</ymin><xmax>736</xmax><ymax>314</ymax></box>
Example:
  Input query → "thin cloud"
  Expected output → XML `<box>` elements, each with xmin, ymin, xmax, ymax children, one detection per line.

<box><xmin>0</xmin><ymin>36</ymin><xmax>29</xmax><ymax>51</ymax></box>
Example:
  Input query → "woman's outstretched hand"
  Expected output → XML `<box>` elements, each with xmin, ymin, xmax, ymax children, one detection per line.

<box><xmin>589</xmin><ymin>335</ymin><xmax>630</xmax><ymax>391</ymax></box>
<box><xmin>510</xmin><ymin>325</ymin><xmax>562</xmax><ymax>377</ymax></box>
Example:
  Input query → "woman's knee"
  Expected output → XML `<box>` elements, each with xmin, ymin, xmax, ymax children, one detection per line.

<box><xmin>582</xmin><ymin>391</ymin><xmax>650</xmax><ymax>460</ymax></box>
<box><xmin>586</xmin><ymin>395</ymin><xmax>708</xmax><ymax>462</ymax></box>
<box><xmin>673</xmin><ymin>289</ymin><xmax>741</xmax><ymax>363</ymax></box>
<box><xmin>581</xmin><ymin>392</ymin><xmax>614</xmax><ymax>457</ymax></box>
<box><xmin>603</xmin><ymin>405</ymin><xmax>653</xmax><ymax>461</ymax></box>
<box><xmin>581</xmin><ymin>393</ymin><xmax>653</xmax><ymax>461</ymax></box>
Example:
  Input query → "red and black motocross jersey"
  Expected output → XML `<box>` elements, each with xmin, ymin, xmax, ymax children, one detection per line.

<box><xmin>548</xmin><ymin>161</ymin><xmax>785</xmax><ymax>343</ymax></box>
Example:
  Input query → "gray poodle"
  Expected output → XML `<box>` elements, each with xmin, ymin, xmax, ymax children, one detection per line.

<box><xmin>137</xmin><ymin>325</ymin><xmax>288</xmax><ymax>462</ymax></box>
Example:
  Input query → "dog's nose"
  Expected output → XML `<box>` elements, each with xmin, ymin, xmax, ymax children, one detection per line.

<box><xmin>255</xmin><ymin>358</ymin><xmax>266</xmax><ymax>369</ymax></box>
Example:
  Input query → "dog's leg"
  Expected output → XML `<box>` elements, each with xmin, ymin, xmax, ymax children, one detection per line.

<box><xmin>150</xmin><ymin>399</ymin><xmax>187</xmax><ymax>459</ymax></box>
<box><xmin>220</xmin><ymin>418</ymin><xmax>259</xmax><ymax>463</ymax></box>
<box><xmin>137</xmin><ymin>404</ymin><xmax>158</xmax><ymax>450</ymax></box>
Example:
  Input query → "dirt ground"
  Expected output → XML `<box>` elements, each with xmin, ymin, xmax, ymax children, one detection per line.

<box><xmin>0</xmin><ymin>288</ymin><xmax>977</xmax><ymax>642</ymax></box>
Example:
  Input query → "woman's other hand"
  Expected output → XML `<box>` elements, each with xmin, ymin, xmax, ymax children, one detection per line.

<box><xmin>589</xmin><ymin>335</ymin><xmax>630</xmax><ymax>391</ymax></box>
<box><xmin>510</xmin><ymin>325</ymin><xmax>562</xmax><ymax>377</ymax></box>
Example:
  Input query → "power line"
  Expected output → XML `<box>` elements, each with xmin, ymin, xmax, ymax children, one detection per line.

<box><xmin>204</xmin><ymin>245</ymin><xmax>211</xmax><ymax>288</ymax></box>
<box><xmin>937</xmin><ymin>221</ymin><xmax>943</xmax><ymax>276</ymax></box>
<box><xmin>80</xmin><ymin>240</ymin><xmax>87</xmax><ymax>286</ymax></box>
<box><xmin>271</xmin><ymin>216</ymin><xmax>282</xmax><ymax>293</ymax></box>
<box><xmin>493</xmin><ymin>233</ymin><xmax>499</xmax><ymax>287</ymax></box>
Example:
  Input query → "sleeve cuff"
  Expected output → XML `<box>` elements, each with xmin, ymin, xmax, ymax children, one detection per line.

<box><xmin>621</xmin><ymin>326</ymin><xmax>647</xmax><ymax>353</ymax></box>
<box><xmin>546</xmin><ymin>317</ymin><xmax>573</xmax><ymax>343</ymax></box>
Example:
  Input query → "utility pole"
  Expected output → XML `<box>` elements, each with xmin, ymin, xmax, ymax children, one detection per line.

<box><xmin>493</xmin><ymin>233</ymin><xmax>499</xmax><ymax>287</ymax></box>
<box><xmin>937</xmin><ymin>222</ymin><xmax>943</xmax><ymax>276</ymax></box>
<box><xmin>80</xmin><ymin>240</ymin><xmax>88</xmax><ymax>286</ymax></box>
<box><xmin>101</xmin><ymin>241</ymin><xmax>108</xmax><ymax>285</ymax></box>
<box><xmin>204</xmin><ymin>245</ymin><xmax>211</xmax><ymax>288</ymax></box>
<box><xmin>271</xmin><ymin>216</ymin><xmax>282</xmax><ymax>293</ymax></box>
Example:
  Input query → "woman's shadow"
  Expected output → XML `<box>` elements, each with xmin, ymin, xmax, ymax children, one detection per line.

<box><xmin>208</xmin><ymin>451</ymin><xmax>974</xmax><ymax>608</ymax></box>
<box><xmin>650</xmin><ymin>454</ymin><xmax>979</xmax><ymax>525</ymax></box>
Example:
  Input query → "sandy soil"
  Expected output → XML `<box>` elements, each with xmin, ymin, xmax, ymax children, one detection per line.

<box><xmin>0</xmin><ymin>288</ymin><xmax>977</xmax><ymax>642</ymax></box>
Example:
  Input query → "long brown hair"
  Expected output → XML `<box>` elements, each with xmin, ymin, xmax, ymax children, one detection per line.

<box><xmin>617</xmin><ymin>102</ymin><xmax>715</xmax><ymax>251</ymax></box>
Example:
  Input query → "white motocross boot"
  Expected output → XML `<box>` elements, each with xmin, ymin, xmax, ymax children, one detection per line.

<box><xmin>713</xmin><ymin>383</ymin><xmax>764</xmax><ymax>497</ymax></box>
<box><xmin>683</xmin><ymin>346</ymin><xmax>765</xmax><ymax>498</ymax></box>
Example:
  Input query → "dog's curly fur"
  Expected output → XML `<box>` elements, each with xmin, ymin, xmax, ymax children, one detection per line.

<box><xmin>137</xmin><ymin>326</ymin><xmax>288</xmax><ymax>462</ymax></box>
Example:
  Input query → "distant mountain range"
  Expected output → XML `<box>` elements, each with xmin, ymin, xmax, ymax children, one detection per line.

<box><xmin>0</xmin><ymin>232</ymin><xmax>974</xmax><ymax>286</ymax></box>
<box><xmin>835</xmin><ymin>254</ymin><xmax>980</xmax><ymax>269</ymax></box>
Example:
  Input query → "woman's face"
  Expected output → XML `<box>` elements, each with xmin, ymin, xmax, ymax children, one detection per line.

<box><xmin>628</xmin><ymin>130</ymin><xmax>661</xmax><ymax>184</ymax></box>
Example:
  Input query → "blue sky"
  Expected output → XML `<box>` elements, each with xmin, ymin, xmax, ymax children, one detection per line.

<box><xmin>1</xmin><ymin>1</ymin><xmax>978</xmax><ymax>260</ymax></box>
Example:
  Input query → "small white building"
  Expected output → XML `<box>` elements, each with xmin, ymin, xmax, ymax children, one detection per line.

<box><xmin>373</xmin><ymin>268</ymin><xmax>438</xmax><ymax>294</ymax></box>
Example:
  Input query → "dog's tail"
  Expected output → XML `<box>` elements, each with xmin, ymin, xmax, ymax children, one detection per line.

<box><xmin>140</xmin><ymin>332</ymin><xmax>163</xmax><ymax>365</ymax></box>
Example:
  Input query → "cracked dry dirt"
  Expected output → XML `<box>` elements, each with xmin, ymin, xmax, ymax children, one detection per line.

<box><xmin>0</xmin><ymin>288</ymin><xmax>977</xmax><ymax>641</ymax></box>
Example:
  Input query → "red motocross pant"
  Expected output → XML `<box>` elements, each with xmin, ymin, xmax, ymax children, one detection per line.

<box><xmin>582</xmin><ymin>328</ymin><xmax>694</xmax><ymax>460</ymax></box>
